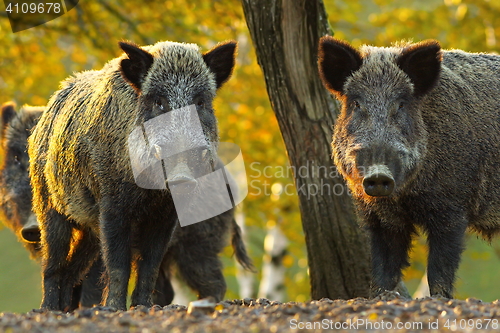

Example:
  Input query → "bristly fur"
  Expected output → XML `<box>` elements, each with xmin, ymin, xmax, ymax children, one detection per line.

<box><xmin>318</xmin><ymin>38</ymin><xmax>500</xmax><ymax>299</ymax></box>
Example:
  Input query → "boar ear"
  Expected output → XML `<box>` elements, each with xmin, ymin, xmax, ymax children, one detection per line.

<box><xmin>203</xmin><ymin>41</ymin><xmax>237</xmax><ymax>89</ymax></box>
<box><xmin>1</xmin><ymin>102</ymin><xmax>16</xmax><ymax>130</ymax></box>
<box><xmin>1</xmin><ymin>102</ymin><xmax>16</xmax><ymax>139</ymax></box>
<box><xmin>119</xmin><ymin>41</ymin><xmax>154</xmax><ymax>92</ymax></box>
<box><xmin>397</xmin><ymin>40</ymin><xmax>442</xmax><ymax>97</ymax></box>
<box><xmin>318</xmin><ymin>36</ymin><xmax>363</xmax><ymax>97</ymax></box>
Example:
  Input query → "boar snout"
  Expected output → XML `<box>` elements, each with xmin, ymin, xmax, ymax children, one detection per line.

<box><xmin>167</xmin><ymin>161</ymin><xmax>198</xmax><ymax>194</ymax></box>
<box><xmin>362</xmin><ymin>165</ymin><xmax>395</xmax><ymax>197</ymax></box>
<box><xmin>21</xmin><ymin>215</ymin><xmax>41</xmax><ymax>243</ymax></box>
<box><xmin>21</xmin><ymin>227</ymin><xmax>41</xmax><ymax>243</ymax></box>
<box><xmin>169</xmin><ymin>175</ymin><xmax>197</xmax><ymax>191</ymax></box>
<box><xmin>363</xmin><ymin>173</ymin><xmax>394</xmax><ymax>196</ymax></box>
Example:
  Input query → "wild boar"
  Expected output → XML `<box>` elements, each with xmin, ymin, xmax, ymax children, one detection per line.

<box><xmin>318</xmin><ymin>37</ymin><xmax>500</xmax><ymax>298</ymax></box>
<box><xmin>0</xmin><ymin>102</ymin><xmax>43</xmax><ymax>256</ymax></box>
<box><xmin>29</xmin><ymin>40</ymin><xmax>238</xmax><ymax>310</ymax></box>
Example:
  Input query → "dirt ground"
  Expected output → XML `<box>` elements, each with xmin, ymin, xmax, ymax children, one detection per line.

<box><xmin>1</xmin><ymin>292</ymin><xmax>500</xmax><ymax>332</ymax></box>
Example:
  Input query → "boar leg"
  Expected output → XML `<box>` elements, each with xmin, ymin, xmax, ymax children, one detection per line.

<box><xmin>70</xmin><ymin>284</ymin><xmax>83</xmax><ymax>311</ymax></box>
<box><xmin>174</xmin><ymin>235</ymin><xmax>226</xmax><ymax>302</ymax></box>
<box><xmin>80</xmin><ymin>257</ymin><xmax>106</xmax><ymax>308</ymax></box>
<box><xmin>131</xmin><ymin>214</ymin><xmax>177</xmax><ymax>307</ymax></box>
<box><xmin>152</xmin><ymin>260</ymin><xmax>175</xmax><ymax>306</ymax></box>
<box><xmin>426</xmin><ymin>220</ymin><xmax>466</xmax><ymax>298</ymax></box>
<box><xmin>368</xmin><ymin>219</ymin><xmax>415</xmax><ymax>297</ymax></box>
<box><xmin>99</xmin><ymin>203</ymin><xmax>132</xmax><ymax>311</ymax></box>
<box><xmin>40</xmin><ymin>208</ymin><xmax>73</xmax><ymax>311</ymax></box>
<box><xmin>60</xmin><ymin>229</ymin><xmax>100</xmax><ymax>310</ymax></box>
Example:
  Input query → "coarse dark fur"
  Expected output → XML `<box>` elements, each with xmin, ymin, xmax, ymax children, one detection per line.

<box><xmin>29</xmin><ymin>39</ymin><xmax>239</xmax><ymax>311</ymax></box>
<box><xmin>318</xmin><ymin>37</ymin><xmax>500</xmax><ymax>298</ymax></box>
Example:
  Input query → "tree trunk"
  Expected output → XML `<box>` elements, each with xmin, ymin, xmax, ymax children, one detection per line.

<box><xmin>241</xmin><ymin>0</ymin><xmax>371</xmax><ymax>299</ymax></box>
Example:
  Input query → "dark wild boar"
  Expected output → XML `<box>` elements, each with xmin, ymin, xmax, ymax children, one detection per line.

<box><xmin>0</xmin><ymin>102</ymin><xmax>43</xmax><ymax>255</ymax></box>
<box><xmin>318</xmin><ymin>37</ymin><xmax>500</xmax><ymax>298</ymax></box>
<box><xmin>1</xmin><ymin>102</ymin><xmax>103</xmax><ymax>309</ymax></box>
<box><xmin>29</xmin><ymin>40</ymin><xmax>238</xmax><ymax>311</ymax></box>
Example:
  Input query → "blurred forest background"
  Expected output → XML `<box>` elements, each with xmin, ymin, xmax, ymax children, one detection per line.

<box><xmin>1</xmin><ymin>0</ymin><xmax>500</xmax><ymax>313</ymax></box>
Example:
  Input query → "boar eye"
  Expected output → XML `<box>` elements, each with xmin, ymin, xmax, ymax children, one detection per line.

<box><xmin>398</xmin><ymin>102</ymin><xmax>405</xmax><ymax>110</ymax></box>
<box><xmin>154</xmin><ymin>99</ymin><xmax>164</xmax><ymax>110</ymax></box>
<box><xmin>353</xmin><ymin>100</ymin><xmax>361</xmax><ymax>108</ymax></box>
<box><xmin>196</xmin><ymin>100</ymin><xmax>205</xmax><ymax>108</ymax></box>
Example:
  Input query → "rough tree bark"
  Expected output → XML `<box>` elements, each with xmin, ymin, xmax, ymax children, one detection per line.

<box><xmin>241</xmin><ymin>0</ymin><xmax>371</xmax><ymax>299</ymax></box>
